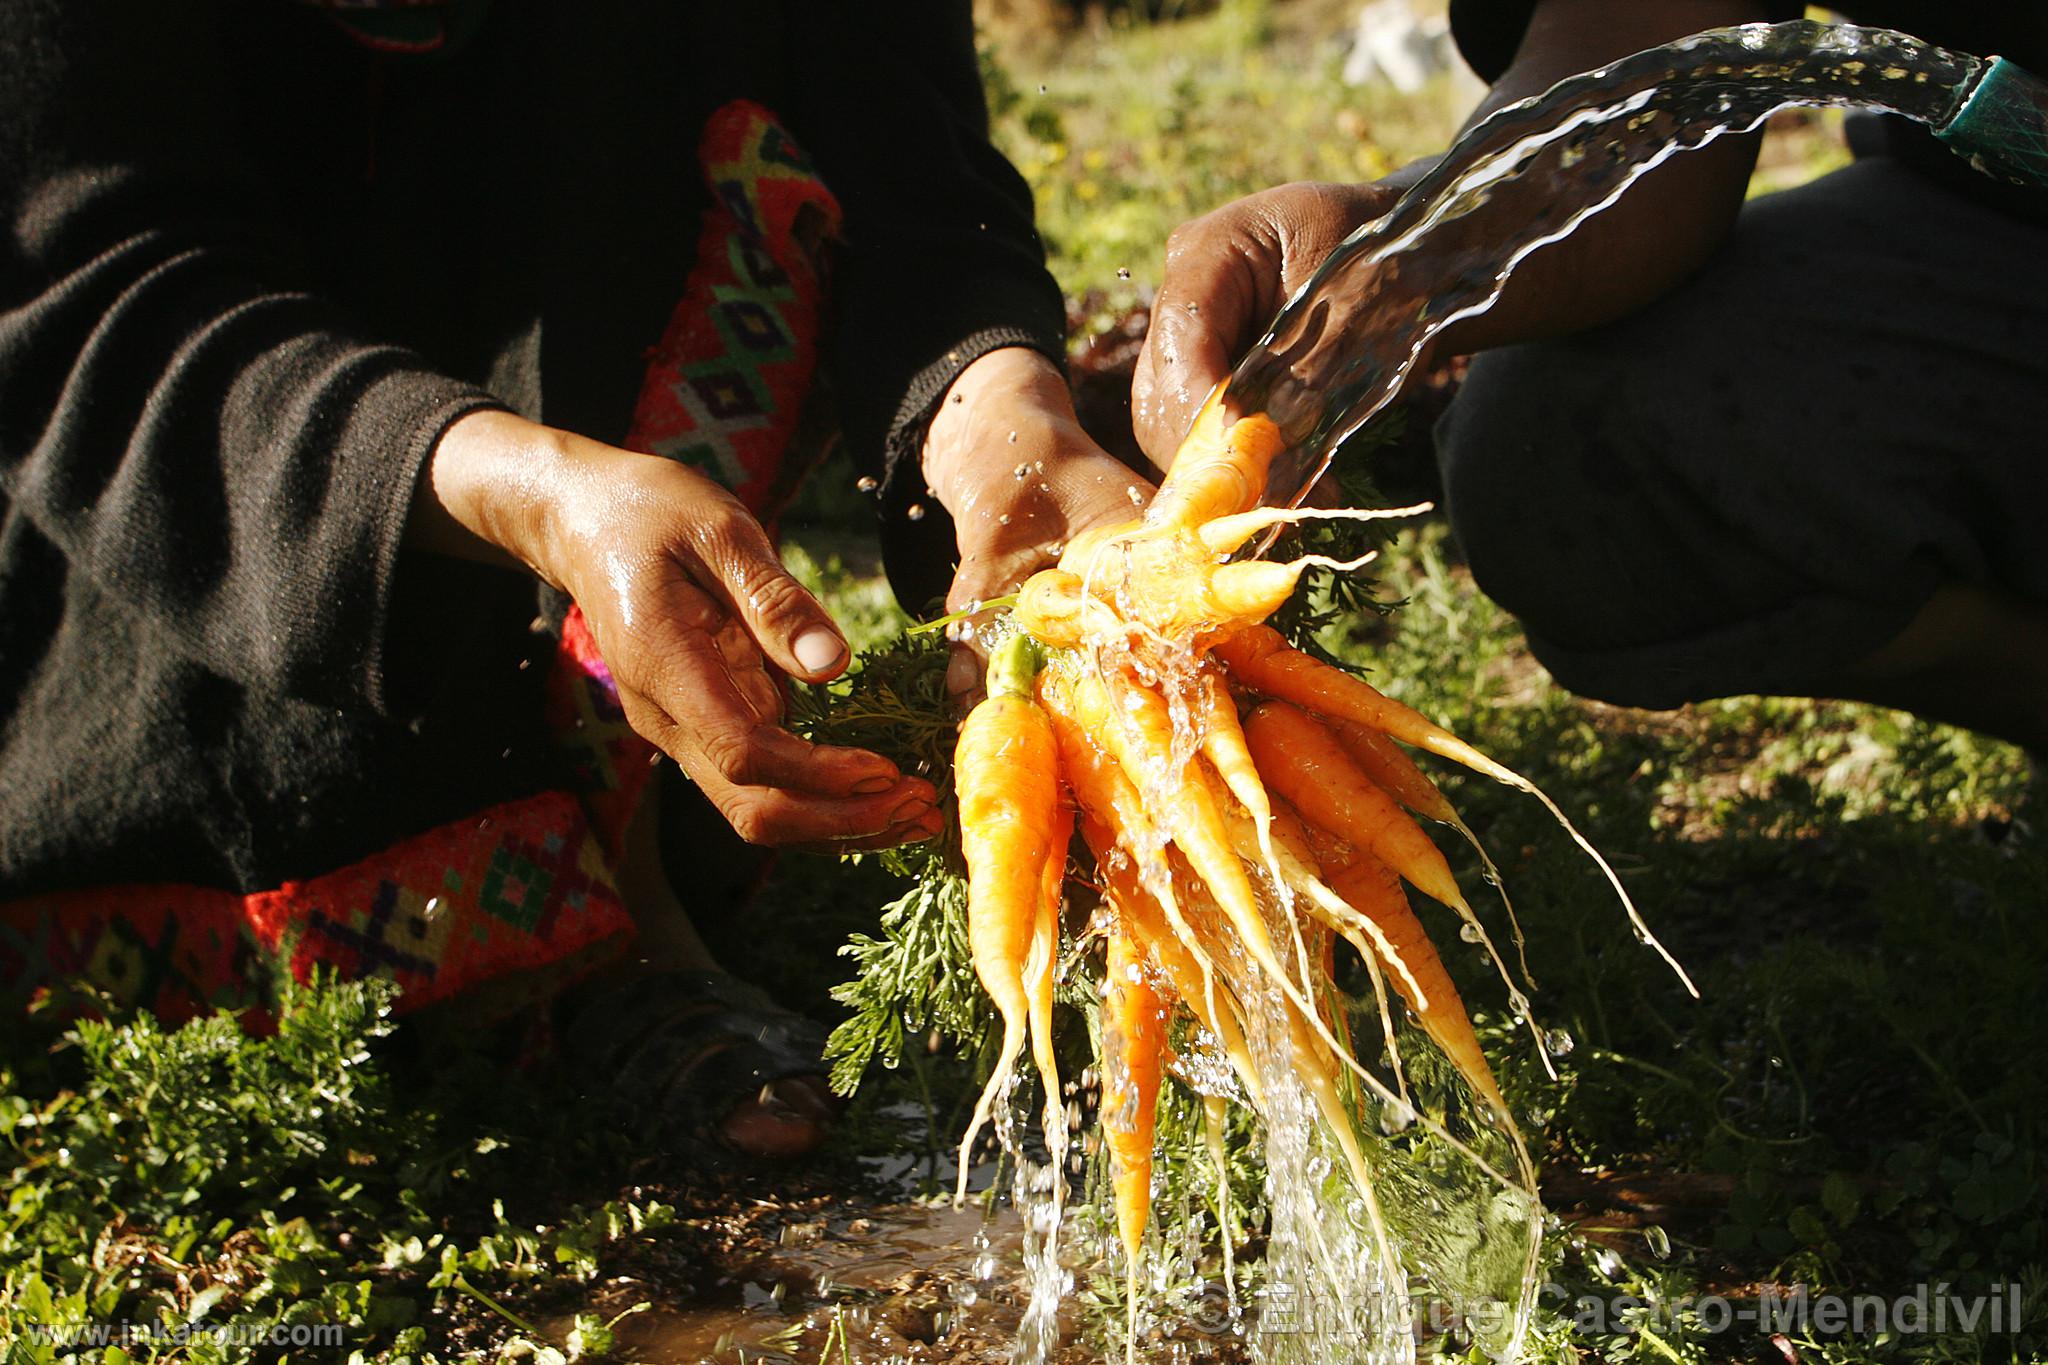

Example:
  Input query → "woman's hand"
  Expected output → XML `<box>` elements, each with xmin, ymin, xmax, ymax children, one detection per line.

<box><xmin>922</xmin><ymin>348</ymin><xmax>1155</xmax><ymax>696</ymax></box>
<box><xmin>1131</xmin><ymin>181</ymin><xmax>1397</xmax><ymax>466</ymax></box>
<box><xmin>420</xmin><ymin>410</ymin><xmax>940</xmax><ymax>850</ymax></box>
<box><xmin>1131</xmin><ymin>0</ymin><xmax>1767</xmax><ymax>464</ymax></box>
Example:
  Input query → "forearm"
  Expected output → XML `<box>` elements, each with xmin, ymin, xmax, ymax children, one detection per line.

<box><xmin>1428</xmin><ymin>0</ymin><xmax>1775</xmax><ymax>355</ymax></box>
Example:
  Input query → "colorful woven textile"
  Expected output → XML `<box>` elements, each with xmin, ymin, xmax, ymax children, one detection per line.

<box><xmin>0</xmin><ymin>101</ymin><xmax>842</xmax><ymax>1029</ymax></box>
<box><xmin>625</xmin><ymin>100</ymin><xmax>845</xmax><ymax>528</ymax></box>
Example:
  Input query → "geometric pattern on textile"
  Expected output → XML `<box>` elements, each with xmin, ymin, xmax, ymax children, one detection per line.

<box><xmin>0</xmin><ymin>792</ymin><xmax>633</xmax><ymax>1028</ymax></box>
<box><xmin>626</xmin><ymin>98</ymin><xmax>843</xmax><ymax>526</ymax></box>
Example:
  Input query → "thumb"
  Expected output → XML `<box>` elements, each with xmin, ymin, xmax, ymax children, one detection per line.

<box><xmin>1134</xmin><ymin>223</ymin><xmax>1259</xmax><ymax>468</ymax></box>
<box><xmin>691</xmin><ymin>505</ymin><xmax>850</xmax><ymax>684</ymax></box>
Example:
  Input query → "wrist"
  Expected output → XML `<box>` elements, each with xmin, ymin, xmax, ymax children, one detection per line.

<box><xmin>417</xmin><ymin>409</ymin><xmax>572</xmax><ymax>581</ymax></box>
<box><xmin>921</xmin><ymin>347</ymin><xmax>1074</xmax><ymax>514</ymax></box>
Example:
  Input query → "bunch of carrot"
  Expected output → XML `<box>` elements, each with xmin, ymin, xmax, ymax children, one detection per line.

<box><xmin>950</xmin><ymin>391</ymin><xmax>1688</xmax><ymax>1357</ymax></box>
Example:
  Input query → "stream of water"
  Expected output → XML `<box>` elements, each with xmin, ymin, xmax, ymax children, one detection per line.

<box><xmin>1230</xmin><ymin>20</ymin><xmax>2008</xmax><ymax>524</ymax></box>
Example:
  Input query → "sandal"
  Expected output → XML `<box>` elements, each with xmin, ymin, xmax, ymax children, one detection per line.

<box><xmin>562</xmin><ymin>969</ymin><xmax>834</xmax><ymax>1162</ymax></box>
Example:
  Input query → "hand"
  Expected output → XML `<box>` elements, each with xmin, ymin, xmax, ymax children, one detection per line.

<box><xmin>922</xmin><ymin>348</ymin><xmax>1154</xmax><ymax>699</ymax></box>
<box><xmin>1131</xmin><ymin>181</ymin><xmax>1397</xmax><ymax>467</ymax></box>
<box><xmin>421</xmin><ymin>410</ymin><xmax>941</xmax><ymax>850</ymax></box>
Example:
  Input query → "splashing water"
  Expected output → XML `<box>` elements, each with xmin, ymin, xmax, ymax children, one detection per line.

<box><xmin>1230</xmin><ymin>20</ymin><xmax>2020</xmax><ymax>519</ymax></box>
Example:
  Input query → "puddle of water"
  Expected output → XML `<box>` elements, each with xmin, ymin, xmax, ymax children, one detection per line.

<box><xmin>546</xmin><ymin>1201</ymin><xmax>1036</xmax><ymax>1364</ymax></box>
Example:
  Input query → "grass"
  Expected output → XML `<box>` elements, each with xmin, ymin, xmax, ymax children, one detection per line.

<box><xmin>5</xmin><ymin>5</ymin><xmax>2039</xmax><ymax>1363</ymax></box>
<box><xmin>981</xmin><ymin>0</ymin><xmax>1472</xmax><ymax>326</ymax></box>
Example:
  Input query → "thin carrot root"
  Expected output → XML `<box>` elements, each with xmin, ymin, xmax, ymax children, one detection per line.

<box><xmin>1203</xmin><ymin>1096</ymin><xmax>1238</xmax><ymax>1307</ymax></box>
<box><xmin>1196</xmin><ymin>500</ymin><xmax>1438</xmax><ymax>557</ymax></box>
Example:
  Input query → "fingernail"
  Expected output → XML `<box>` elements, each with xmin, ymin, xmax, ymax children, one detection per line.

<box><xmin>852</xmin><ymin>775</ymin><xmax>895</xmax><ymax>795</ymax></box>
<box><xmin>891</xmin><ymin>796</ymin><xmax>932</xmax><ymax>824</ymax></box>
<box><xmin>946</xmin><ymin>652</ymin><xmax>980</xmax><ymax>695</ymax></box>
<box><xmin>793</xmin><ymin>627</ymin><xmax>845</xmax><ymax>676</ymax></box>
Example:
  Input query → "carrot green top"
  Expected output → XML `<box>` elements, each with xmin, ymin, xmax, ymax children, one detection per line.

<box><xmin>985</xmin><ymin>631</ymin><xmax>1045</xmax><ymax>701</ymax></box>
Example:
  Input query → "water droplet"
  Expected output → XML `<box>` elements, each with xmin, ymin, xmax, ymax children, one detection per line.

<box><xmin>1644</xmin><ymin>1224</ymin><xmax>1671</xmax><ymax>1259</ymax></box>
<box><xmin>1507</xmin><ymin>990</ymin><xmax>1531</xmax><ymax>1019</ymax></box>
<box><xmin>998</xmin><ymin>514</ymin><xmax>1012</xmax><ymax>526</ymax></box>
<box><xmin>950</xmin><ymin>1280</ymin><xmax>979</xmax><ymax>1307</ymax></box>
<box><xmin>906</xmin><ymin>503</ymin><xmax>926</xmax><ymax>521</ymax></box>
<box><xmin>1544</xmin><ymin>1028</ymin><xmax>1576</xmax><ymax>1058</ymax></box>
<box><xmin>1459</xmin><ymin>922</ymin><xmax>1484</xmax><ymax>944</ymax></box>
<box><xmin>1117</xmin><ymin>267</ymin><xmax>1131</xmax><ymax>280</ymax></box>
<box><xmin>855</xmin><ymin>475</ymin><xmax>879</xmax><ymax>493</ymax></box>
<box><xmin>1014</xmin><ymin>463</ymin><xmax>1030</xmax><ymax>478</ymax></box>
<box><xmin>422</xmin><ymin>897</ymin><xmax>444</xmax><ymax>922</ymax></box>
<box><xmin>1007</xmin><ymin>430</ymin><xmax>1019</xmax><ymax>443</ymax></box>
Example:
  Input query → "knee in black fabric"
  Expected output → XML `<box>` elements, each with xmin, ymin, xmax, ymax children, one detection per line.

<box><xmin>1432</xmin><ymin>347</ymin><xmax>1652</xmax><ymax>658</ymax></box>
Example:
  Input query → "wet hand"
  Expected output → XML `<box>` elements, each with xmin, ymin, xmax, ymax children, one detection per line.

<box><xmin>1132</xmin><ymin>181</ymin><xmax>1397</xmax><ymax>467</ymax></box>
<box><xmin>922</xmin><ymin>348</ymin><xmax>1154</xmax><ymax>701</ymax></box>
<box><xmin>423</xmin><ymin>410</ymin><xmax>941</xmax><ymax>850</ymax></box>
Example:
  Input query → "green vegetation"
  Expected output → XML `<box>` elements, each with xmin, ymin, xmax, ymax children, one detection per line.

<box><xmin>982</xmin><ymin>0</ymin><xmax>1470</xmax><ymax>323</ymax></box>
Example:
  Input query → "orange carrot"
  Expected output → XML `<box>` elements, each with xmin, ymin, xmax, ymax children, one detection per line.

<box><xmin>1056</xmin><ymin>515</ymin><xmax>1142</xmax><ymax>577</ymax></box>
<box><xmin>1144</xmin><ymin>388</ymin><xmax>1288</xmax><ymax>531</ymax></box>
<box><xmin>1015</xmin><ymin>567</ymin><xmax>1123</xmax><ymax>649</ymax></box>
<box><xmin>1102</xmin><ymin>919</ymin><xmax>1170</xmax><ymax>1364</ymax></box>
<box><xmin>1243</xmin><ymin>701</ymin><xmax>1473</xmax><ymax>915</ymax></box>
<box><xmin>1044</xmin><ymin>662</ymin><xmax>1243</xmax><ymax>1058</ymax></box>
<box><xmin>953</xmin><ymin>633</ymin><xmax>1062</xmax><ymax>1202</ymax></box>
<box><xmin>1218</xmin><ymin>626</ymin><xmax>1695</xmax><ymax>995</ymax></box>
<box><xmin>1069</xmin><ymin>664</ymin><xmax>1284</xmax><ymax>988</ymax></box>
<box><xmin>1329</xmin><ymin>718</ymin><xmax>1456</xmax><ymax>823</ymax></box>
<box><xmin>1305</xmin><ymin>826</ymin><xmax>1510</xmax><ymax>1117</ymax></box>
<box><xmin>1083</xmin><ymin>812</ymin><xmax>1262</xmax><ymax>1108</ymax></box>
<box><xmin>1030</xmin><ymin>790</ymin><xmax>1073</xmax><ymax>1151</ymax></box>
<box><xmin>1330</xmin><ymin>716</ymin><xmax>1531</xmax><ymax>975</ymax></box>
<box><xmin>1202</xmin><ymin>560</ymin><xmax>1311</xmax><ymax>631</ymax></box>
<box><xmin>1195</xmin><ymin>669</ymin><xmax>1272</xmax><ymax>841</ymax></box>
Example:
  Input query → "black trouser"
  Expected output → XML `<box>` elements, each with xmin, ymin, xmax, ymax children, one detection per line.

<box><xmin>1436</xmin><ymin>153</ymin><xmax>2048</xmax><ymax>710</ymax></box>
